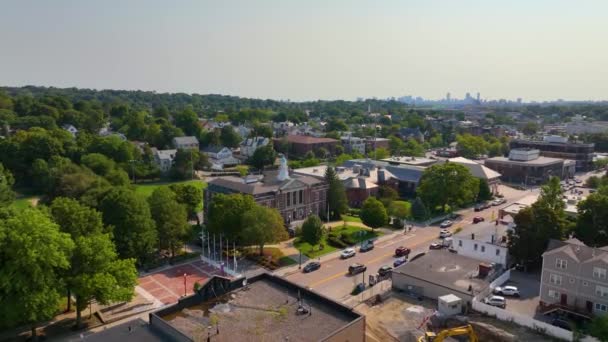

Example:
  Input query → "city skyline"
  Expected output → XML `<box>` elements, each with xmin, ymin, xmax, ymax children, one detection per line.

<box><xmin>1</xmin><ymin>1</ymin><xmax>607</xmax><ymax>102</ymax></box>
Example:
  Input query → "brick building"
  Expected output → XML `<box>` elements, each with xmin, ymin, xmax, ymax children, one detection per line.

<box><xmin>274</xmin><ymin>135</ymin><xmax>338</xmax><ymax>158</ymax></box>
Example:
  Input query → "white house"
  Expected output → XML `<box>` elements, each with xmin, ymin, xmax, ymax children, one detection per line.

<box><xmin>62</xmin><ymin>124</ymin><xmax>79</xmax><ymax>137</ymax></box>
<box><xmin>172</xmin><ymin>136</ymin><xmax>199</xmax><ymax>150</ymax></box>
<box><xmin>154</xmin><ymin>148</ymin><xmax>177</xmax><ymax>173</ymax></box>
<box><xmin>202</xmin><ymin>146</ymin><xmax>240</xmax><ymax>170</ymax></box>
<box><xmin>453</xmin><ymin>221</ymin><xmax>511</xmax><ymax>266</ymax></box>
<box><xmin>240</xmin><ymin>137</ymin><xmax>270</xmax><ymax>158</ymax></box>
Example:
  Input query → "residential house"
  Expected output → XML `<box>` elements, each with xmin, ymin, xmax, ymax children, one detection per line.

<box><xmin>172</xmin><ymin>136</ymin><xmax>199</xmax><ymax>150</ymax></box>
<box><xmin>62</xmin><ymin>124</ymin><xmax>78</xmax><ymax>137</ymax></box>
<box><xmin>540</xmin><ymin>238</ymin><xmax>608</xmax><ymax>317</ymax></box>
<box><xmin>340</xmin><ymin>134</ymin><xmax>366</xmax><ymax>155</ymax></box>
<box><xmin>202</xmin><ymin>146</ymin><xmax>240</xmax><ymax>170</ymax></box>
<box><xmin>240</xmin><ymin>136</ymin><xmax>270</xmax><ymax>159</ymax></box>
<box><xmin>154</xmin><ymin>148</ymin><xmax>177</xmax><ymax>173</ymax></box>
<box><xmin>364</xmin><ymin>137</ymin><xmax>389</xmax><ymax>154</ymax></box>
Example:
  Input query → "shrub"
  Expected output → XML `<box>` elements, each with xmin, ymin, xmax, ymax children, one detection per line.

<box><xmin>392</xmin><ymin>218</ymin><xmax>404</xmax><ymax>229</ymax></box>
<box><xmin>348</xmin><ymin>208</ymin><xmax>360</xmax><ymax>216</ymax></box>
<box><xmin>327</xmin><ymin>236</ymin><xmax>348</xmax><ymax>248</ymax></box>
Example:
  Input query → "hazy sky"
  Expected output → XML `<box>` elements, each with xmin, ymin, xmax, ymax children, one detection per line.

<box><xmin>1</xmin><ymin>0</ymin><xmax>607</xmax><ymax>101</ymax></box>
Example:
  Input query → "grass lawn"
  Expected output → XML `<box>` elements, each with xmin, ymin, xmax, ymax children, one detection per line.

<box><xmin>10</xmin><ymin>196</ymin><xmax>40</xmax><ymax>210</ymax></box>
<box><xmin>294</xmin><ymin>236</ymin><xmax>338</xmax><ymax>258</ymax></box>
<box><xmin>330</xmin><ymin>225</ymin><xmax>383</xmax><ymax>243</ymax></box>
<box><xmin>341</xmin><ymin>215</ymin><xmax>362</xmax><ymax>223</ymax></box>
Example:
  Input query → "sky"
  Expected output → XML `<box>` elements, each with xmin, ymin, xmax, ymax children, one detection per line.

<box><xmin>1</xmin><ymin>0</ymin><xmax>607</xmax><ymax>102</ymax></box>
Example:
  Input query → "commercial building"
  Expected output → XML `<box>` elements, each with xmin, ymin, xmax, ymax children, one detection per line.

<box><xmin>205</xmin><ymin>156</ymin><xmax>328</xmax><ymax>224</ymax></box>
<box><xmin>275</xmin><ymin>135</ymin><xmax>339</xmax><ymax>158</ymax></box>
<box><xmin>540</xmin><ymin>238</ymin><xmax>608</xmax><ymax>317</ymax></box>
<box><xmin>172</xmin><ymin>136</ymin><xmax>199</xmax><ymax>150</ymax></box>
<box><xmin>380</xmin><ymin>156</ymin><xmax>438</xmax><ymax>167</ymax></box>
<box><xmin>391</xmin><ymin>249</ymin><xmax>494</xmax><ymax>304</ymax></box>
<box><xmin>485</xmin><ymin>149</ymin><xmax>575</xmax><ymax>186</ymax></box>
<box><xmin>453</xmin><ymin>221</ymin><xmax>511</xmax><ymax>266</ymax></box>
<box><xmin>510</xmin><ymin>136</ymin><xmax>594</xmax><ymax>171</ymax></box>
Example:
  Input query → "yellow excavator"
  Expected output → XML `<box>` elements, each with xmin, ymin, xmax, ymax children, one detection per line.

<box><xmin>418</xmin><ymin>324</ymin><xmax>478</xmax><ymax>342</ymax></box>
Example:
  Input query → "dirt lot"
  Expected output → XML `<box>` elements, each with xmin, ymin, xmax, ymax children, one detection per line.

<box><xmin>355</xmin><ymin>292</ymin><xmax>556</xmax><ymax>342</ymax></box>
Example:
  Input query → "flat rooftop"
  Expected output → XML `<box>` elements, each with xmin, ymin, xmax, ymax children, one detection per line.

<box><xmin>85</xmin><ymin>318</ymin><xmax>166</xmax><ymax>342</ymax></box>
<box><xmin>485</xmin><ymin>155</ymin><xmax>564</xmax><ymax>166</ymax></box>
<box><xmin>499</xmin><ymin>194</ymin><xmax>539</xmax><ymax>216</ymax></box>
<box><xmin>393</xmin><ymin>250</ymin><xmax>490</xmax><ymax>294</ymax></box>
<box><xmin>158</xmin><ymin>275</ymin><xmax>360</xmax><ymax>342</ymax></box>
<box><xmin>455</xmin><ymin>221</ymin><xmax>511</xmax><ymax>246</ymax></box>
<box><xmin>381</xmin><ymin>156</ymin><xmax>437</xmax><ymax>166</ymax></box>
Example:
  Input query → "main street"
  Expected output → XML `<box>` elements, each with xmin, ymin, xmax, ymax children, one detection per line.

<box><xmin>283</xmin><ymin>184</ymin><xmax>535</xmax><ymax>301</ymax></box>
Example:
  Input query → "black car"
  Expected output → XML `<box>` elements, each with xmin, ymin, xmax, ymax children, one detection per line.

<box><xmin>360</xmin><ymin>242</ymin><xmax>374</xmax><ymax>252</ymax></box>
<box><xmin>474</xmin><ymin>203</ymin><xmax>484</xmax><ymax>212</ymax></box>
<box><xmin>348</xmin><ymin>263</ymin><xmax>367</xmax><ymax>275</ymax></box>
<box><xmin>302</xmin><ymin>261</ymin><xmax>321</xmax><ymax>273</ymax></box>
<box><xmin>378</xmin><ymin>265</ymin><xmax>393</xmax><ymax>276</ymax></box>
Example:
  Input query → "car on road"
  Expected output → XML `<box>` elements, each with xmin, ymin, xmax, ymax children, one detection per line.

<box><xmin>360</xmin><ymin>242</ymin><xmax>374</xmax><ymax>252</ymax></box>
<box><xmin>395</xmin><ymin>246</ymin><xmax>411</xmax><ymax>257</ymax></box>
<box><xmin>474</xmin><ymin>203</ymin><xmax>484</xmax><ymax>212</ymax></box>
<box><xmin>439</xmin><ymin>220</ymin><xmax>453</xmax><ymax>228</ymax></box>
<box><xmin>378</xmin><ymin>265</ymin><xmax>393</xmax><ymax>276</ymax></box>
<box><xmin>493</xmin><ymin>285</ymin><xmax>520</xmax><ymax>297</ymax></box>
<box><xmin>575</xmin><ymin>178</ymin><xmax>582</xmax><ymax>184</ymax></box>
<box><xmin>340</xmin><ymin>248</ymin><xmax>356</xmax><ymax>259</ymax></box>
<box><xmin>492</xmin><ymin>198</ymin><xmax>507</xmax><ymax>206</ymax></box>
<box><xmin>484</xmin><ymin>295</ymin><xmax>506</xmax><ymax>308</ymax></box>
<box><xmin>302</xmin><ymin>261</ymin><xmax>321</xmax><ymax>273</ymax></box>
<box><xmin>473</xmin><ymin>216</ymin><xmax>485</xmax><ymax>224</ymax></box>
<box><xmin>352</xmin><ymin>282</ymin><xmax>366</xmax><ymax>295</ymax></box>
<box><xmin>439</xmin><ymin>229</ymin><xmax>452</xmax><ymax>238</ymax></box>
<box><xmin>348</xmin><ymin>263</ymin><xmax>367</xmax><ymax>275</ymax></box>
<box><xmin>429</xmin><ymin>243</ymin><xmax>443</xmax><ymax>250</ymax></box>
<box><xmin>393</xmin><ymin>257</ymin><xmax>407</xmax><ymax>267</ymax></box>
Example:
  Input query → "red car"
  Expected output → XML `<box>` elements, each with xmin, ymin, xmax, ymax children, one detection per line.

<box><xmin>395</xmin><ymin>246</ymin><xmax>411</xmax><ymax>257</ymax></box>
<box><xmin>473</xmin><ymin>216</ymin><xmax>485</xmax><ymax>224</ymax></box>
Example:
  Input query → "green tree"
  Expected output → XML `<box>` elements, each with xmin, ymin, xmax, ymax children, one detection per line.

<box><xmin>360</xmin><ymin>197</ymin><xmax>388</xmax><ymax>230</ymax></box>
<box><xmin>389</xmin><ymin>201</ymin><xmax>411</xmax><ymax>221</ymax></box>
<box><xmin>301</xmin><ymin>215</ymin><xmax>323</xmax><ymax>245</ymax></box>
<box><xmin>325</xmin><ymin>167</ymin><xmax>348</xmax><ymax>220</ymax></box>
<box><xmin>173</xmin><ymin>107</ymin><xmax>200</xmax><ymax>136</ymax></box>
<box><xmin>0</xmin><ymin>163</ymin><xmax>15</xmax><ymax>207</ymax></box>
<box><xmin>522</xmin><ymin>122</ymin><xmax>539</xmax><ymax>136</ymax></box>
<box><xmin>377</xmin><ymin>185</ymin><xmax>399</xmax><ymax>208</ymax></box>
<box><xmin>456</xmin><ymin>134</ymin><xmax>488</xmax><ymax>159</ymax></box>
<box><xmin>241</xmin><ymin>205</ymin><xmax>287</xmax><ymax>256</ymax></box>
<box><xmin>576</xmin><ymin>191</ymin><xmax>608</xmax><ymax>246</ymax></box>
<box><xmin>170</xmin><ymin>149</ymin><xmax>197</xmax><ymax>180</ymax></box>
<box><xmin>207</xmin><ymin>193</ymin><xmax>256</xmax><ymax>241</ymax></box>
<box><xmin>589</xmin><ymin>315</ymin><xmax>608</xmax><ymax>342</ymax></box>
<box><xmin>537</xmin><ymin>176</ymin><xmax>565</xmax><ymax>212</ymax></box>
<box><xmin>402</xmin><ymin>138</ymin><xmax>425</xmax><ymax>157</ymax></box>
<box><xmin>477</xmin><ymin>179</ymin><xmax>493</xmax><ymax>201</ymax></box>
<box><xmin>388</xmin><ymin>135</ymin><xmax>405</xmax><ymax>155</ymax></box>
<box><xmin>148</xmin><ymin>187</ymin><xmax>189</xmax><ymax>258</ymax></box>
<box><xmin>81</xmin><ymin>153</ymin><xmax>116</xmax><ymax>176</ymax></box>
<box><xmin>170</xmin><ymin>183</ymin><xmax>203</xmax><ymax>224</ymax></box>
<box><xmin>411</xmin><ymin>197</ymin><xmax>428</xmax><ymax>221</ymax></box>
<box><xmin>98</xmin><ymin>187</ymin><xmax>157</xmax><ymax>265</ymax></box>
<box><xmin>0</xmin><ymin>208</ymin><xmax>74</xmax><ymax>339</ymax></box>
<box><xmin>49</xmin><ymin>198</ymin><xmax>137</xmax><ymax>328</ymax></box>
<box><xmin>249</xmin><ymin>144</ymin><xmax>277</xmax><ymax>170</ymax></box>
<box><xmin>417</xmin><ymin>163</ymin><xmax>479</xmax><ymax>213</ymax></box>
<box><xmin>374</xmin><ymin>147</ymin><xmax>390</xmax><ymax>159</ymax></box>
<box><xmin>220</xmin><ymin>125</ymin><xmax>241</xmax><ymax>148</ymax></box>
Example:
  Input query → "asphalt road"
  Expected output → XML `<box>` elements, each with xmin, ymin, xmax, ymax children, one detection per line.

<box><xmin>285</xmin><ymin>184</ymin><xmax>536</xmax><ymax>301</ymax></box>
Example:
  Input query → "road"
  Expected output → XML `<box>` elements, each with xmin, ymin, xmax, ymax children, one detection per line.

<box><xmin>284</xmin><ymin>184</ymin><xmax>535</xmax><ymax>301</ymax></box>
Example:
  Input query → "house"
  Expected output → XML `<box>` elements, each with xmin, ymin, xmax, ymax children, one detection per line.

<box><xmin>274</xmin><ymin>135</ymin><xmax>339</xmax><ymax>158</ymax></box>
<box><xmin>340</xmin><ymin>134</ymin><xmax>366</xmax><ymax>155</ymax></box>
<box><xmin>234</xmin><ymin>125</ymin><xmax>251</xmax><ymax>139</ymax></box>
<box><xmin>202</xmin><ymin>146</ymin><xmax>239</xmax><ymax>170</ymax></box>
<box><xmin>172</xmin><ymin>136</ymin><xmax>199</xmax><ymax>150</ymax></box>
<box><xmin>62</xmin><ymin>124</ymin><xmax>78</xmax><ymax>137</ymax></box>
<box><xmin>453</xmin><ymin>221</ymin><xmax>511</xmax><ymax>265</ymax></box>
<box><xmin>539</xmin><ymin>238</ymin><xmax>608</xmax><ymax>317</ymax></box>
<box><xmin>240</xmin><ymin>136</ymin><xmax>270</xmax><ymax>158</ymax></box>
<box><xmin>485</xmin><ymin>149</ymin><xmax>575</xmax><ymax>186</ymax></box>
<box><xmin>154</xmin><ymin>149</ymin><xmax>178</xmax><ymax>173</ymax></box>
<box><xmin>205</xmin><ymin>155</ymin><xmax>328</xmax><ymax>224</ymax></box>
<box><xmin>397</xmin><ymin>127</ymin><xmax>424</xmax><ymax>142</ymax></box>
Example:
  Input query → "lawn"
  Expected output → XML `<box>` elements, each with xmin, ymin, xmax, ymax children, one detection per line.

<box><xmin>10</xmin><ymin>196</ymin><xmax>40</xmax><ymax>210</ymax></box>
<box><xmin>294</xmin><ymin>237</ymin><xmax>338</xmax><ymax>259</ymax></box>
<box><xmin>134</xmin><ymin>180</ymin><xmax>207</xmax><ymax>208</ymax></box>
<box><xmin>341</xmin><ymin>215</ymin><xmax>362</xmax><ymax>223</ymax></box>
<box><xmin>294</xmin><ymin>225</ymin><xmax>383</xmax><ymax>258</ymax></box>
<box><xmin>330</xmin><ymin>225</ymin><xmax>383</xmax><ymax>244</ymax></box>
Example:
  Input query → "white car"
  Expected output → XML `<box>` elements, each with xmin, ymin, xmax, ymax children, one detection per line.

<box><xmin>439</xmin><ymin>220</ymin><xmax>453</xmax><ymax>228</ymax></box>
<box><xmin>484</xmin><ymin>295</ymin><xmax>506</xmax><ymax>308</ymax></box>
<box><xmin>493</xmin><ymin>285</ymin><xmax>520</xmax><ymax>297</ymax></box>
<box><xmin>439</xmin><ymin>229</ymin><xmax>452</xmax><ymax>238</ymax></box>
<box><xmin>340</xmin><ymin>248</ymin><xmax>356</xmax><ymax>259</ymax></box>
<box><xmin>492</xmin><ymin>198</ymin><xmax>506</xmax><ymax>206</ymax></box>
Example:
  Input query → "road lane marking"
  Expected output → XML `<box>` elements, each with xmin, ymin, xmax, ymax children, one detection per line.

<box><xmin>308</xmin><ymin>251</ymin><xmax>396</xmax><ymax>288</ymax></box>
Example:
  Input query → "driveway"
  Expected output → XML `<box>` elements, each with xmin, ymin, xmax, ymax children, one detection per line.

<box><xmin>501</xmin><ymin>270</ymin><xmax>541</xmax><ymax>319</ymax></box>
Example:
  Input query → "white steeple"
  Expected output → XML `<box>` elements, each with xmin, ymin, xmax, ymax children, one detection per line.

<box><xmin>277</xmin><ymin>154</ymin><xmax>290</xmax><ymax>181</ymax></box>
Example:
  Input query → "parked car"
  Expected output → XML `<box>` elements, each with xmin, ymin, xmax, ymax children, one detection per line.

<box><xmin>473</xmin><ymin>216</ymin><xmax>485</xmax><ymax>224</ymax></box>
<box><xmin>492</xmin><ymin>198</ymin><xmax>507</xmax><ymax>206</ymax></box>
<box><xmin>378</xmin><ymin>265</ymin><xmax>393</xmax><ymax>276</ymax></box>
<box><xmin>348</xmin><ymin>263</ymin><xmax>367</xmax><ymax>275</ymax></box>
<box><xmin>551</xmin><ymin>318</ymin><xmax>572</xmax><ymax>331</ymax></box>
<box><xmin>395</xmin><ymin>246</ymin><xmax>411</xmax><ymax>257</ymax></box>
<box><xmin>429</xmin><ymin>243</ymin><xmax>443</xmax><ymax>250</ymax></box>
<box><xmin>340</xmin><ymin>248</ymin><xmax>356</xmax><ymax>259</ymax></box>
<box><xmin>439</xmin><ymin>229</ymin><xmax>452</xmax><ymax>238</ymax></box>
<box><xmin>484</xmin><ymin>295</ymin><xmax>506</xmax><ymax>308</ymax></box>
<box><xmin>352</xmin><ymin>282</ymin><xmax>366</xmax><ymax>295</ymax></box>
<box><xmin>493</xmin><ymin>285</ymin><xmax>520</xmax><ymax>297</ymax></box>
<box><xmin>393</xmin><ymin>257</ymin><xmax>407</xmax><ymax>267</ymax></box>
<box><xmin>482</xmin><ymin>201</ymin><xmax>492</xmax><ymax>209</ymax></box>
<box><xmin>360</xmin><ymin>242</ymin><xmax>374</xmax><ymax>252</ymax></box>
<box><xmin>474</xmin><ymin>203</ymin><xmax>484</xmax><ymax>212</ymax></box>
<box><xmin>439</xmin><ymin>220</ymin><xmax>453</xmax><ymax>228</ymax></box>
<box><xmin>302</xmin><ymin>261</ymin><xmax>321</xmax><ymax>273</ymax></box>
<box><xmin>575</xmin><ymin>178</ymin><xmax>582</xmax><ymax>184</ymax></box>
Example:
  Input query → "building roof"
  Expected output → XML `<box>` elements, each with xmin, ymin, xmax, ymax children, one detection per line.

<box><xmin>173</xmin><ymin>136</ymin><xmax>199</xmax><ymax>145</ymax></box>
<box><xmin>208</xmin><ymin>171</ymin><xmax>324</xmax><ymax>196</ymax></box>
<box><xmin>381</xmin><ymin>156</ymin><xmax>438</xmax><ymax>166</ymax></box>
<box><xmin>393</xmin><ymin>249</ymin><xmax>491</xmax><ymax>295</ymax></box>
<box><xmin>202</xmin><ymin>145</ymin><xmax>228</xmax><ymax>153</ymax></box>
<box><xmin>454</xmin><ymin>221</ymin><xmax>510</xmax><ymax>246</ymax></box>
<box><xmin>446</xmin><ymin>157</ymin><xmax>502</xmax><ymax>180</ymax></box>
<box><xmin>543</xmin><ymin>238</ymin><xmax>608</xmax><ymax>264</ymax></box>
<box><xmin>281</xmin><ymin>135</ymin><xmax>338</xmax><ymax>144</ymax></box>
<box><xmin>343</xmin><ymin>177</ymin><xmax>379</xmax><ymax>190</ymax></box>
<box><xmin>293</xmin><ymin>165</ymin><xmax>396</xmax><ymax>185</ymax></box>
<box><xmin>484</xmin><ymin>155</ymin><xmax>564</xmax><ymax>166</ymax></box>
<box><xmin>439</xmin><ymin>294</ymin><xmax>462</xmax><ymax>304</ymax></box>
<box><xmin>341</xmin><ymin>159</ymin><xmax>425</xmax><ymax>183</ymax></box>
<box><xmin>156</xmin><ymin>149</ymin><xmax>177</xmax><ymax>160</ymax></box>
<box><xmin>85</xmin><ymin>318</ymin><xmax>166</xmax><ymax>342</ymax></box>
<box><xmin>499</xmin><ymin>194</ymin><xmax>540</xmax><ymax>216</ymax></box>
<box><xmin>154</xmin><ymin>273</ymin><xmax>362</xmax><ymax>342</ymax></box>
<box><xmin>241</xmin><ymin>136</ymin><xmax>269</xmax><ymax>147</ymax></box>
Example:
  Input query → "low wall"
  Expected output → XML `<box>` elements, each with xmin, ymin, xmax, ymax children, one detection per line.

<box><xmin>472</xmin><ymin>299</ymin><xmax>598</xmax><ymax>342</ymax></box>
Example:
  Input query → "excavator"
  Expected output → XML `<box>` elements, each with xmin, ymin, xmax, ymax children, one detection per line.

<box><xmin>418</xmin><ymin>324</ymin><xmax>478</xmax><ymax>342</ymax></box>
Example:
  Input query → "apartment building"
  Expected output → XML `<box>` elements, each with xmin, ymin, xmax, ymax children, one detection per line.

<box><xmin>540</xmin><ymin>238</ymin><xmax>608</xmax><ymax>316</ymax></box>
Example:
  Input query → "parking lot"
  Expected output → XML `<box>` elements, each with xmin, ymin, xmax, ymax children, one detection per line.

<box><xmin>499</xmin><ymin>270</ymin><xmax>542</xmax><ymax>319</ymax></box>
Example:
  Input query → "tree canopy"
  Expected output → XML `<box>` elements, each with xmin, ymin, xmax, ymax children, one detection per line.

<box><xmin>241</xmin><ymin>204</ymin><xmax>287</xmax><ymax>255</ymax></box>
<box><xmin>360</xmin><ymin>197</ymin><xmax>388</xmax><ymax>230</ymax></box>
<box><xmin>301</xmin><ymin>215</ymin><xmax>323</xmax><ymax>245</ymax></box>
<box><xmin>325</xmin><ymin>167</ymin><xmax>348</xmax><ymax>220</ymax></box>
<box><xmin>417</xmin><ymin>163</ymin><xmax>479</xmax><ymax>212</ymax></box>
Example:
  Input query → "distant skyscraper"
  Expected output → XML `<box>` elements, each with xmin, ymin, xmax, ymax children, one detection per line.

<box><xmin>465</xmin><ymin>92</ymin><xmax>471</xmax><ymax>100</ymax></box>
<box><xmin>446</xmin><ymin>92</ymin><xmax>451</xmax><ymax>101</ymax></box>
<box><xmin>476</xmin><ymin>92</ymin><xmax>480</xmax><ymax>102</ymax></box>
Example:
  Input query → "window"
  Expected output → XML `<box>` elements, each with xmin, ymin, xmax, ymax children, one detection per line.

<box><xmin>584</xmin><ymin>281</ymin><xmax>589</xmax><ymax>287</ymax></box>
<box><xmin>556</xmin><ymin>259</ymin><xmax>567</xmax><ymax>270</ymax></box>
<box><xmin>481</xmin><ymin>246</ymin><xmax>485</xmax><ymax>253</ymax></box>
<box><xmin>293</xmin><ymin>192</ymin><xmax>297</xmax><ymax>206</ymax></box>
<box><xmin>287</xmin><ymin>192</ymin><xmax>290</xmax><ymax>206</ymax></box>
<box><xmin>550</xmin><ymin>274</ymin><xmax>562</xmax><ymax>286</ymax></box>
<box><xmin>496</xmin><ymin>249</ymin><xmax>501</xmax><ymax>256</ymax></box>
<box><xmin>596</xmin><ymin>285</ymin><xmax>608</xmax><ymax>298</ymax></box>
<box><xmin>299</xmin><ymin>190</ymin><xmax>303</xmax><ymax>204</ymax></box>
<box><xmin>570</xmin><ymin>278</ymin><xmax>575</xmax><ymax>284</ymax></box>
<box><xmin>594</xmin><ymin>267</ymin><xmax>607</xmax><ymax>279</ymax></box>
<box><xmin>548</xmin><ymin>290</ymin><xmax>560</xmax><ymax>299</ymax></box>
<box><xmin>474</xmin><ymin>244</ymin><xmax>478</xmax><ymax>251</ymax></box>
<box><xmin>596</xmin><ymin>303</ymin><xmax>608</xmax><ymax>312</ymax></box>
<box><xmin>458</xmin><ymin>240</ymin><xmax>462</xmax><ymax>247</ymax></box>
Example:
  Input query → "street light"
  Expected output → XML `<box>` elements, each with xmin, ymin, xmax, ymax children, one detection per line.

<box><xmin>183</xmin><ymin>273</ymin><xmax>188</xmax><ymax>297</ymax></box>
